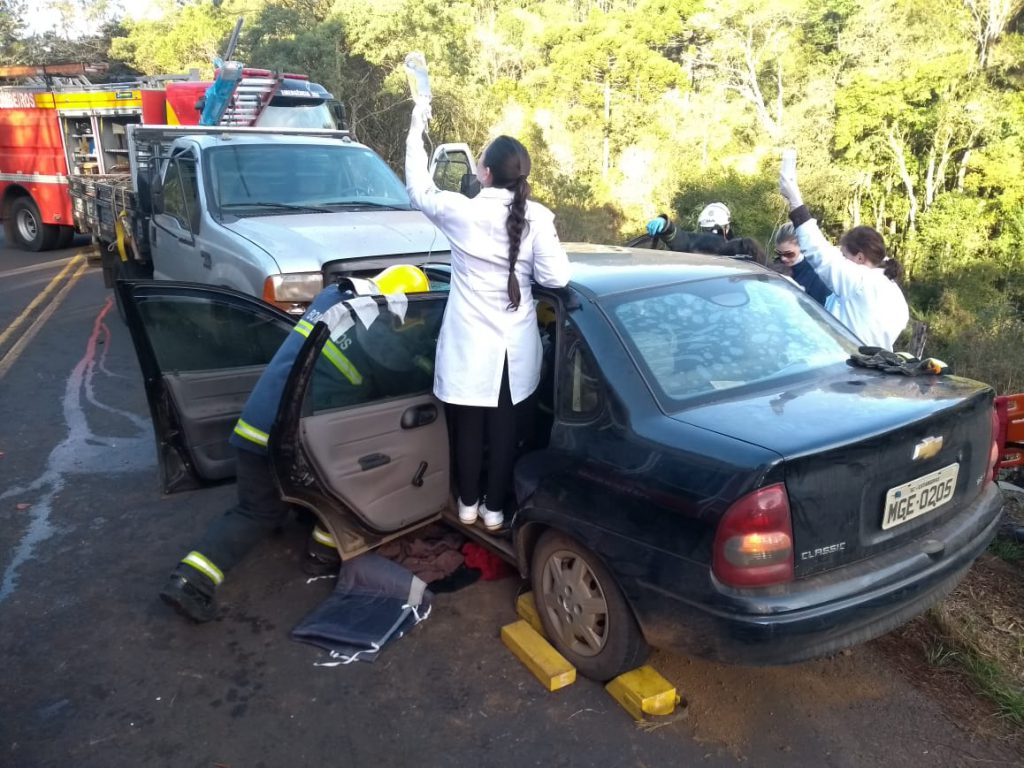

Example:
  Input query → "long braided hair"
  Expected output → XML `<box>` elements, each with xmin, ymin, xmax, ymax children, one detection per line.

<box><xmin>483</xmin><ymin>136</ymin><xmax>532</xmax><ymax>310</ymax></box>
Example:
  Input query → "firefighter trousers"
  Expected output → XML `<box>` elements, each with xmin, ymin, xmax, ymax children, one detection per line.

<box><xmin>187</xmin><ymin>448</ymin><xmax>291</xmax><ymax>585</ymax></box>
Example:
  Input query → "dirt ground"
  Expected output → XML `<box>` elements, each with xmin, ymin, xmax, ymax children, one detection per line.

<box><xmin>871</xmin><ymin>488</ymin><xmax>1024</xmax><ymax>755</ymax></box>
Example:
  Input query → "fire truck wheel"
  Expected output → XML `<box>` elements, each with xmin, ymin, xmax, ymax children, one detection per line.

<box><xmin>6</xmin><ymin>196</ymin><xmax>60</xmax><ymax>252</ymax></box>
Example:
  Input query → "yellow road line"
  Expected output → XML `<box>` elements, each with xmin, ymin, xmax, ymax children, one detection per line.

<box><xmin>0</xmin><ymin>254</ymin><xmax>84</xmax><ymax>351</ymax></box>
<box><xmin>0</xmin><ymin>260</ymin><xmax>89</xmax><ymax>380</ymax></box>
<box><xmin>0</xmin><ymin>255</ymin><xmax>76</xmax><ymax>280</ymax></box>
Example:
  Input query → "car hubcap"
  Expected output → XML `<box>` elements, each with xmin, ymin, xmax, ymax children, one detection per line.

<box><xmin>539</xmin><ymin>549</ymin><xmax>608</xmax><ymax>657</ymax></box>
<box><xmin>16</xmin><ymin>208</ymin><xmax>38</xmax><ymax>242</ymax></box>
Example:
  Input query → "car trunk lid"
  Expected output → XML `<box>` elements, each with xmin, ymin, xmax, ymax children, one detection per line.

<box><xmin>671</xmin><ymin>367</ymin><xmax>995</xmax><ymax>577</ymax></box>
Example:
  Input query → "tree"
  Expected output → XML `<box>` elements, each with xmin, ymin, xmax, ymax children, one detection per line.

<box><xmin>0</xmin><ymin>0</ymin><xmax>26</xmax><ymax>65</ymax></box>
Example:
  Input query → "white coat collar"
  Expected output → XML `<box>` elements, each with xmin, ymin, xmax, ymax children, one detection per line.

<box><xmin>477</xmin><ymin>186</ymin><xmax>514</xmax><ymax>200</ymax></box>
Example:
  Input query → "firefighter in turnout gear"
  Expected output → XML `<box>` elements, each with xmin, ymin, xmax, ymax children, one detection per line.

<box><xmin>159</xmin><ymin>265</ymin><xmax>432</xmax><ymax>623</ymax></box>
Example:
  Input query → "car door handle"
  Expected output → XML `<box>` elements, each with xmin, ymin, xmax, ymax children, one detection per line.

<box><xmin>358</xmin><ymin>453</ymin><xmax>390</xmax><ymax>471</ymax></box>
<box><xmin>201</xmin><ymin>250</ymin><xmax>212</xmax><ymax>269</ymax></box>
<box><xmin>411</xmin><ymin>461</ymin><xmax>428</xmax><ymax>487</ymax></box>
<box><xmin>401</xmin><ymin>403</ymin><xmax>437</xmax><ymax>429</ymax></box>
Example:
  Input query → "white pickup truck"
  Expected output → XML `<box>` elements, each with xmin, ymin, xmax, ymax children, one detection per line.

<box><xmin>72</xmin><ymin>125</ymin><xmax>474</xmax><ymax>316</ymax></box>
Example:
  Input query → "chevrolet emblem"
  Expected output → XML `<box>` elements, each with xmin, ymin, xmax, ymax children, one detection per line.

<box><xmin>913</xmin><ymin>436</ymin><xmax>943</xmax><ymax>461</ymax></box>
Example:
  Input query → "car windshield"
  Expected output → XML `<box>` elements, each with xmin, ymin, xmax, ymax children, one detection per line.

<box><xmin>606</xmin><ymin>275</ymin><xmax>859</xmax><ymax>407</ymax></box>
<box><xmin>206</xmin><ymin>144</ymin><xmax>412</xmax><ymax>213</ymax></box>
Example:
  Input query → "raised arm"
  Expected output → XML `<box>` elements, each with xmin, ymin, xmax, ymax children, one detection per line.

<box><xmin>404</xmin><ymin>100</ymin><xmax>468</xmax><ymax>224</ymax></box>
<box><xmin>789</xmin><ymin>207</ymin><xmax>870</xmax><ymax>299</ymax></box>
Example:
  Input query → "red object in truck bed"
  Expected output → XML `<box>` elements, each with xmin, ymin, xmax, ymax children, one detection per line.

<box><xmin>996</xmin><ymin>394</ymin><xmax>1024</xmax><ymax>469</ymax></box>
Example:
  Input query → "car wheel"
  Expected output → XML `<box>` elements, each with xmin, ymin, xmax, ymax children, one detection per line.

<box><xmin>6</xmin><ymin>196</ymin><xmax>60</xmax><ymax>251</ymax></box>
<box><xmin>531</xmin><ymin>530</ymin><xmax>649</xmax><ymax>681</ymax></box>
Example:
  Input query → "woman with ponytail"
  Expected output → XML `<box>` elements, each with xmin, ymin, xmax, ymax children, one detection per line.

<box><xmin>406</xmin><ymin>100</ymin><xmax>570</xmax><ymax>531</ymax></box>
<box><xmin>779</xmin><ymin>157</ymin><xmax>908</xmax><ymax>351</ymax></box>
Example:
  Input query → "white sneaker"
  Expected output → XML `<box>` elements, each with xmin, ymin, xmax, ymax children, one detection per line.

<box><xmin>458</xmin><ymin>499</ymin><xmax>479</xmax><ymax>524</ymax></box>
<box><xmin>481</xmin><ymin>507</ymin><xmax>504</xmax><ymax>531</ymax></box>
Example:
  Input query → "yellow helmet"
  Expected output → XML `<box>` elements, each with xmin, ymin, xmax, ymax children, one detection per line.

<box><xmin>371</xmin><ymin>264</ymin><xmax>430</xmax><ymax>295</ymax></box>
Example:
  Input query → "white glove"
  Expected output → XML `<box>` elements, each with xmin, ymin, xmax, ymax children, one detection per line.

<box><xmin>779</xmin><ymin>158</ymin><xmax>803</xmax><ymax>211</ymax></box>
<box><xmin>410</xmin><ymin>96</ymin><xmax>432</xmax><ymax>134</ymax></box>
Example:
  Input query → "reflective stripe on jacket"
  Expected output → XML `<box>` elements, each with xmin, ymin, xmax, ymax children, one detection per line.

<box><xmin>230</xmin><ymin>286</ymin><xmax>363</xmax><ymax>455</ymax></box>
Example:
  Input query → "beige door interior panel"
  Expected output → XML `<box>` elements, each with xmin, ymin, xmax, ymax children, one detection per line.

<box><xmin>164</xmin><ymin>365</ymin><xmax>264</xmax><ymax>480</ymax></box>
<box><xmin>300</xmin><ymin>394</ymin><xmax>449</xmax><ymax>533</ymax></box>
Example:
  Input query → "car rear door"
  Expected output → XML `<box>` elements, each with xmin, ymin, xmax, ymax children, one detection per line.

<box><xmin>118</xmin><ymin>280</ymin><xmax>295</xmax><ymax>493</ymax></box>
<box><xmin>271</xmin><ymin>291</ymin><xmax>451</xmax><ymax>559</ymax></box>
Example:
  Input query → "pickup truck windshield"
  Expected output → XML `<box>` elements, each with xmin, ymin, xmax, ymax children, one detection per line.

<box><xmin>206</xmin><ymin>144</ymin><xmax>413</xmax><ymax>214</ymax></box>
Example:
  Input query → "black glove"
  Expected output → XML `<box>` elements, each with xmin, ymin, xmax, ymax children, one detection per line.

<box><xmin>847</xmin><ymin>346</ymin><xmax>948</xmax><ymax>376</ymax></box>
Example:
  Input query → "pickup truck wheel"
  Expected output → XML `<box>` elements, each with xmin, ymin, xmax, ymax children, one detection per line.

<box><xmin>6</xmin><ymin>197</ymin><xmax>60</xmax><ymax>252</ymax></box>
<box><xmin>55</xmin><ymin>226</ymin><xmax>75</xmax><ymax>249</ymax></box>
<box><xmin>531</xmin><ymin>530</ymin><xmax>649</xmax><ymax>681</ymax></box>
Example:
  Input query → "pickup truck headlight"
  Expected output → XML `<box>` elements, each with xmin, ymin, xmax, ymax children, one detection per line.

<box><xmin>262</xmin><ymin>272</ymin><xmax>324</xmax><ymax>315</ymax></box>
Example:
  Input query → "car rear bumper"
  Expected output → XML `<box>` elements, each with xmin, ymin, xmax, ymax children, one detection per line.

<box><xmin>632</xmin><ymin>482</ymin><xmax>1003</xmax><ymax>665</ymax></box>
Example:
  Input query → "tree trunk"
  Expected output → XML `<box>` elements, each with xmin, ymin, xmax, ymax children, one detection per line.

<box><xmin>957</xmin><ymin>148</ymin><xmax>972</xmax><ymax>191</ymax></box>
<box><xmin>886</xmin><ymin>125</ymin><xmax>918</xmax><ymax>232</ymax></box>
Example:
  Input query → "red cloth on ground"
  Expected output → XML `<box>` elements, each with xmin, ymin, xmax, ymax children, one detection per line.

<box><xmin>461</xmin><ymin>542</ymin><xmax>514</xmax><ymax>581</ymax></box>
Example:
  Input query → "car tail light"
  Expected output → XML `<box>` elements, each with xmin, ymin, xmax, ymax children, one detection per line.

<box><xmin>262</xmin><ymin>273</ymin><xmax>322</xmax><ymax>315</ymax></box>
<box><xmin>713</xmin><ymin>483</ymin><xmax>794</xmax><ymax>588</ymax></box>
<box><xmin>989</xmin><ymin>407</ymin><xmax>1003</xmax><ymax>481</ymax></box>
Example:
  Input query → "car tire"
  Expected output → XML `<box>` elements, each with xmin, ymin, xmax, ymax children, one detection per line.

<box><xmin>5</xmin><ymin>196</ymin><xmax>60</xmax><ymax>252</ymax></box>
<box><xmin>531</xmin><ymin>530</ymin><xmax>649</xmax><ymax>681</ymax></box>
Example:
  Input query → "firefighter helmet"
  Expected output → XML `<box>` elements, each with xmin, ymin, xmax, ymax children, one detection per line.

<box><xmin>371</xmin><ymin>264</ymin><xmax>430</xmax><ymax>294</ymax></box>
<box><xmin>697</xmin><ymin>203</ymin><xmax>731</xmax><ymax>231</ymax></box>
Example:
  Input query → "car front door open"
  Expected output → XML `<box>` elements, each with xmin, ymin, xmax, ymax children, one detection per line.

<box><xmin>272</xmin><ymin>292</ymin><xmax>450</xmax><ymax>559</ymax></box>
<box><xmin>117</xmin><ymin>280</ymin><xmax>295</xmax><ymax>492</ymax></box>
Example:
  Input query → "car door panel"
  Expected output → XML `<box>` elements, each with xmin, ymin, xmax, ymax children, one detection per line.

<box><xmin>163</xmin><ymin>366</ymin><xmax>265</xmax><ymax>480</ymax></box>
<box><xmin>118</xmin><ymin>280</ymin><xmax>294</xmax><ymax>492</ymax></box>
<box><xmin>301</xmin><ymin>393</ymin><xmax>449</xmax><ymax>533</ymax></box>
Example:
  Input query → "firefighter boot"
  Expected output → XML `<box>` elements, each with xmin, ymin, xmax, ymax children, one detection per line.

<box><xmin>159</xmin><ymin>552</ymin><xmax>220</xmax><ymax>623</ymax></box>
<box><xmin>304</xmin><ymin>524</ymin><xmax>342</xmax><ymax>576</ymax></box>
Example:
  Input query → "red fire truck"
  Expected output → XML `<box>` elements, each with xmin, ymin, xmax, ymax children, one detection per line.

<box><xmin>0</xmin><ymin>62</ymin><xmax>344</xmax><ymax>251</ymax></box>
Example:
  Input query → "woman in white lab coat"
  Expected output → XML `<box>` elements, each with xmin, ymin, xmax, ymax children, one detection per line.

<box><xmin>779</xmin><ymin>159</ymin><xmax>909</xmax><ymax>351</ymax></box>
<box><xmin>406</xmin><ymin>100</ymin><xmax>571</xmax><ymax>531</ymax></box>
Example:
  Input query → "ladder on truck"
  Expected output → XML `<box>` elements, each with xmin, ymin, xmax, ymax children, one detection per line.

<box><xmin>218</xmin><ymin>70</ymin><xmax>282</xmax><ymax>126</ymax></box>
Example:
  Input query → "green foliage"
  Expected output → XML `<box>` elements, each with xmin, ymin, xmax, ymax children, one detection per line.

<box><xmin>6</xmin><ymin>0</ymin><xmax>1024</xmax><ymax>392</ymax></box>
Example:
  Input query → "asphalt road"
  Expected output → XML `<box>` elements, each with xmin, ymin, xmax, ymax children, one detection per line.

<box><xmin>0</xmin><ymin>234</ymin><xmax>1020</xmax><ymax>768</ymax></box>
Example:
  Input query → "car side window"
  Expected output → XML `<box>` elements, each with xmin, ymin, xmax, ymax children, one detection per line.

<box><xmin>432</xmin><ymin>149</ymin><xmax>472</xmax><ymax>193</ymax></box>
<box><xmin>137</xmin><ymin>295</ymin><xmax>292</xmax><ymax>372</ymax></box>
<box><xmin>162</xmin><ymin>150</ymin><xmax>200</xmax><ymax>233</ymax></box>
<box><xmin>309</xmin><ymin>295</ymin><xmax>446</xmax><ymax>412</ymax></box>
<box><xmin>558</xmin><ymin>325</ymin><xmax>603</xmax><ymax>421</ymax></box>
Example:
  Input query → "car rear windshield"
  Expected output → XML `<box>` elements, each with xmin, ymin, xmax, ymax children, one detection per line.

<box><xmin>606</xmin><ymin>274</ymin><xmax>859</xmax><ymax>408</ymax></box>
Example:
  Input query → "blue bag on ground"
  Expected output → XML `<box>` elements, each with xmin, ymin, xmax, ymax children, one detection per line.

<box><xmin>291</xmin><ymin>553</ymin><xmax>432</xmax><ymax>665</ymax></box>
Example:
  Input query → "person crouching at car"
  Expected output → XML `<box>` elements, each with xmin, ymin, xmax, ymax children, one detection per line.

<box><xmin>405</xmin><ymin>98</ymin><xmax>571</xmax><ymax>532</ymax></box>
<box><xmin>778</xmin><ymin>158</ymin><xmax>909</xmax><ymax>351</ymax></box>
<box><xmin>159</xmin><ymin>265</ymin><xmax>431</xmax><ymax>623</ymax></box>
<box><xmin>645</xmin><ymin>203</ymin><xmax>766</xmax><ymax>263</ymax></box>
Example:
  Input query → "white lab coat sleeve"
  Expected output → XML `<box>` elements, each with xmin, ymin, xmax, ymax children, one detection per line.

<box><xmin>404</xmin><ymin>125</ymin><xmax>470</xmax><ymax>225</ymax></box>
<box><xmin>795</xmin><ymin>218</ymin><xmax>869</xmax><ymax>300</ymax></box>
<box><xmin>529</xmin><ymin>207</ymin><xmax>571</xmax><ymax>287</ymax></box>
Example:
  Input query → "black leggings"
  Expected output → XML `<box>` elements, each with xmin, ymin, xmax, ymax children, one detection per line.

<box><xmin>453</xmin><ymin>360</ymin><xmax>518</xmax><ymax>513</ymax></box>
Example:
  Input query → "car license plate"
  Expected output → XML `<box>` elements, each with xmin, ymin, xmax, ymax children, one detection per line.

<box><xmin>882</xmin><ymin>463</ymin><xmax>959</xmax><ymax>530</ymax></box>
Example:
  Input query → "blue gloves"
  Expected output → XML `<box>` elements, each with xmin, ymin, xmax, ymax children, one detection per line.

<box><xmin>646</xmin><ymin>216</ymin><xmax>668</xmax><ymax>236</ymax></box>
